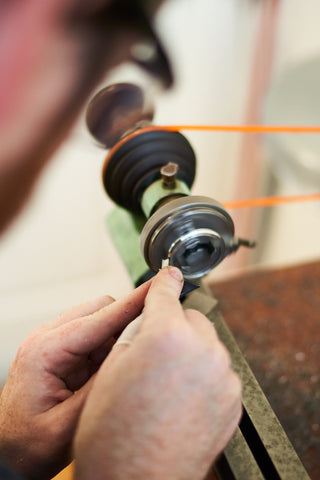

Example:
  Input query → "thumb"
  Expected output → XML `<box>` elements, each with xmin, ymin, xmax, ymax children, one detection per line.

<box><xmin>142</xmin><ymin>267</ymin><xmax>185</xmax><ymax>329</ymax></box>
<box><xmin>104</xmin><ymin>267</ymin><xmax>185</xmax><ymax>360</ymax></box>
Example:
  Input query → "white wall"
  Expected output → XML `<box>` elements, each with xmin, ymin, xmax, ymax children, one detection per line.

<box><xmin>258</xmin><ymin>0</ymin><xmax>320</xmax><ymax>267</ymax></box>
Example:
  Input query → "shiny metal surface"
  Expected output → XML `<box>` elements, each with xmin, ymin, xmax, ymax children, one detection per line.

<box><xmin>167</xmin><ymin>228</ymin><xmax>224</xmax><ymax>279</ymax></box>
<box><xmin>86</xmin><ymin>83</ymin><xmax>154</xmax><ymax>147</ymax></box>
<box><xmin>141</xmin><ymin>195</ymin><xmax>235</xmax><ymax>280</ymax></box>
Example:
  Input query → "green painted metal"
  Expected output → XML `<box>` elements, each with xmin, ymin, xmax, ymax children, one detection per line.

<box><xmin>106</xmin><ymin>207</ymin><xmax>148</xmax><ymax>285</ymax></box>
<box><xmin>140</xmin><ymin>179</ymin><xmax>190</xmax><ymax>217</ymax></box>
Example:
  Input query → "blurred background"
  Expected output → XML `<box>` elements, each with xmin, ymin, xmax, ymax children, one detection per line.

<box><xmin>0</xmin><ymin>0</ymin><xmax>319</xmax><ymax>382</ymax></box>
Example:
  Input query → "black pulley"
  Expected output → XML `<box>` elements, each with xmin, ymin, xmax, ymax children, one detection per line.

<box><xmin>102</xmin><ymin>129</ymin><xmax>196</xmax><ymax>212</ymax></box>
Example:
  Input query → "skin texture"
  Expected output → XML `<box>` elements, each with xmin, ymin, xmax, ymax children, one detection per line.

<box><xmin>74</xmin><ymin>268</ymin><xmax>242</xmax><ymax>480</ymax></box>
<box><xmin>0</xmin><ymin>280</ymin><xmax>152</xmax><ymax>479</ymax></box>
<box><xmin>0</xmin><ymin>1</ymin><xmax>242</xmax><ymax>478</ymax></box>
<box><xmin>0</xmin><ymin>0</ymin><xmax>157</xmax><ymax>233</ymax></box>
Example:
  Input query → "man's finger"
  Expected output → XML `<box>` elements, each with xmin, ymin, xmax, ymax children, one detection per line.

<box><xmin>142</xmin><ymin>267</ymin><xmax>185</xmax><ymax>330</ymax></box>
<box><xmin>48</xmin><ymin>280</ymin><xmax>152</xmax><ymax>360</ymax></box>
<box><xmin>114</xmin><ymin>314</ymin><xmax>143</xmax><ymax>345</ymax></box>
<box><xmin>106</xmin><ymin>315</ymin><xmax>144</xmax><ymax>361</ymax></box>
<box><xmin>48</xmin><ymin>295</ymin><xmax>116</xmax><ymax>329</ymax></box>
<box><xmin>49</xmin><ymin>373</ymin><xmax>97</xmax><ymax>435</ymax></box>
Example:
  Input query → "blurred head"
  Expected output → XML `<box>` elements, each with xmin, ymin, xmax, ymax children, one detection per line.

<box><xmin>0</xmin><ymin>0</ymin><xmax>170</xmax><ymax>232</ymax></box>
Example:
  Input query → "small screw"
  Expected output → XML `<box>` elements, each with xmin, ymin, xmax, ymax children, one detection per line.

<box><xmin>161</xmin><ymin>162</ymin><xmax>179</xmax><ymax>188</ymax></box>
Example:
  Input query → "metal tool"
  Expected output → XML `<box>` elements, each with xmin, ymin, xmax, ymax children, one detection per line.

<box><xmin>86</xmin><ymin>82</ymin><xmax>255</xmax><ymax>282</ymax></box>
<box><xmin>141</xmin><ymin>195</ymin><xmax>244</xmax><ymax>281</ymax></box>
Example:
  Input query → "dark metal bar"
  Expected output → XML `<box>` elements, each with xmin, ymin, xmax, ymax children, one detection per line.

<box><xmin>217</xmin><ymin>427</ymin><xmax>266</xmax><ymax>480</ymax></box>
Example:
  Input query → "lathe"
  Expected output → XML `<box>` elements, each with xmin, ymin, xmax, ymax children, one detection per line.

<box><xmin>84</xmin><ymin>79</ymin><xmax>311</xmax><ymax>479</ymax></box>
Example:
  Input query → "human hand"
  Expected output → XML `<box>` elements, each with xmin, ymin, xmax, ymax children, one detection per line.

<box><xmin>0</xmin><ymin>280</ymin><xmax>151</xmax><ymax>480</ymax></box>
<box><xmin>74</xmin><ymin>267</ymin><xmax>242</xmax><ymax>480</ymax></box>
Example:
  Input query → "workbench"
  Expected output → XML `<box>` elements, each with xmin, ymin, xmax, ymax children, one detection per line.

<box><xmin>209</xmin><ymin>260</ymin><xmax>320</xmax><ymax>479</ymax></box>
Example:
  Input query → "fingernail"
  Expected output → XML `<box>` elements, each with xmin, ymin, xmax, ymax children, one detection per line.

<box><xmin>167</xmin><ymin>266</ymin><xmax>184</xmax><ymax>282</ymax></box>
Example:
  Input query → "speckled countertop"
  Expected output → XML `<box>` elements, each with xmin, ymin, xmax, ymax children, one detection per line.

<box><xmin>209</xmin><ymin>260</ymin><xmax>320</xmax><ymax>479</ymax></box>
